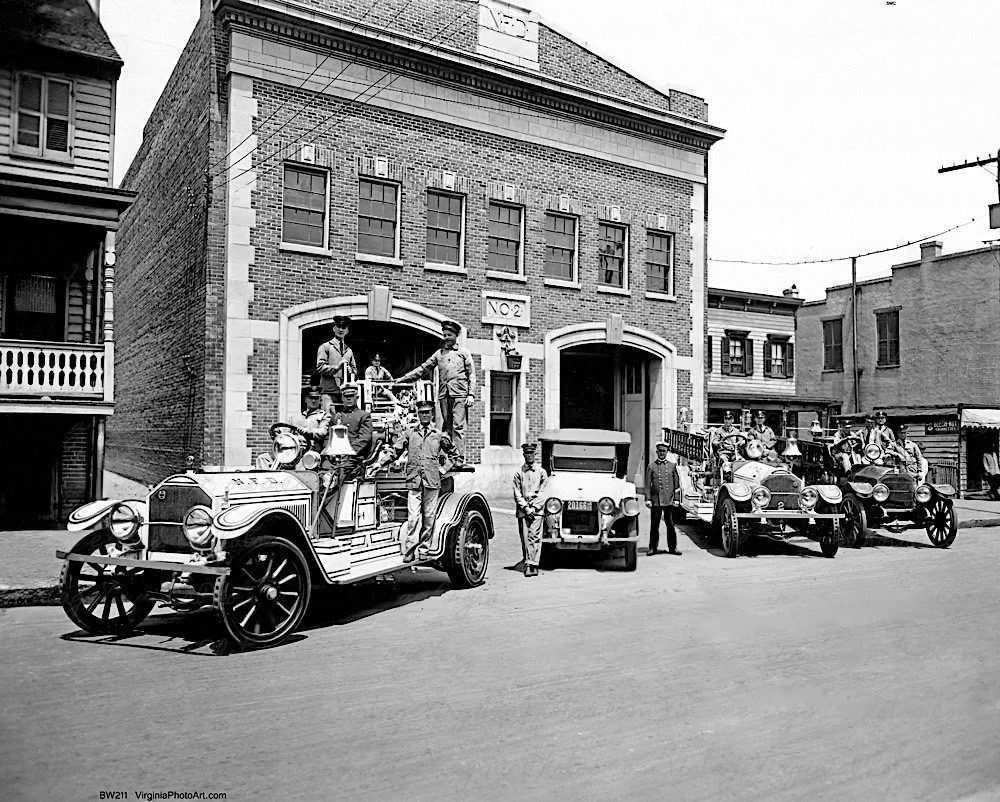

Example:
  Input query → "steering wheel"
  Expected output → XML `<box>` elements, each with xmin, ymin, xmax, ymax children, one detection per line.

<box><xmin>270</xmin><ymin>422</ymin><xmax>307</xmax><ymax>439</ymax></box>
<box><xmin>830</xmin><ymin>434</ymin><xmax>863</xmax><ymax>455</ymax></box>
<box><xmin>717</xmin><ymin>432</ymin><xmax>748</xmax><ymax>451</ymax></box>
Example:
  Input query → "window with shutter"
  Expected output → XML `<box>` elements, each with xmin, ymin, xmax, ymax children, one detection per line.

<box><xmin>744</xmin><ymin>338</ymin><xmax>754</xmax><ymax>375</ymax></box>
<box><xmin>786</xmin><ymin>343</ymin><xmax>795</xmax><ymax>377</ymax></box>
<box><xmin>14</xmin><ymin>74</ymin><xmax>72</xmax><ymax>160</ymax></box>
<box><xmin>706</xmin><ymin>335</ymin><xmax>713</xmax><ymax>372</ymax></box>
<box><xmin>763</xmin><ymin>342</ymin><xmax>773</xmax><ymax>376</ymax></box>
<box><xmin>720</xmin><ymin>336</ymin><xmax>731</xmax><ymax>375</ymax></box>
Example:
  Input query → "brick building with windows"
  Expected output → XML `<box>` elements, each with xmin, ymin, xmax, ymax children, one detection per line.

<box><xmin>796</xmin><ymin>241</ymin><xmax>1000</xmax><ymax>496</ymax></box>
<box><xmin>705</xmin><ymin>286</ymin><xmax>833</xmax><ymax>439</ymax></box>
<box><xmin>108</xmin><ymin>0</ymin><xmax>724</xmax><ymax>493</ymax></box>
<box><xmin>0</xmin><ymin>0</ymin><xmax>133</xmax><ymax>525</ymax></box>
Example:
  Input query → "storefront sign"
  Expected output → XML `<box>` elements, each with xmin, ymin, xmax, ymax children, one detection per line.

<box><xmin>477</xmin><ymin>0</ymin><xmax>539</xmax><ymax>70</ymax></box>
<box><xmin>925</xmin><ymin>419</ymin><xmax>958</xmax><ymax>434</ymax></box>
<box><xmin>482</xmin><ymin>291</ymin><xmax>530</xmax><ymax>328</ymax></box>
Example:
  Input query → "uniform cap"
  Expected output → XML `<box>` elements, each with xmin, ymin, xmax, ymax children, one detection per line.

<box><xmin>441</xmin><ymin>319</ymin><xmax>461</xmax><ymax>334</ymax></box>
<box><xmin>755</xmin><ymin>410</ymin><xmax>767</xmax><ymax>419</ymax></box>
<box><xmin>723</xmin><ymin>411</ymin><xmax>735</xmax><ymax>421</ymax></box>
<box><xmin>341</xmin><ymin>382</ymin><xmax>359</xmax><ymax>395</ymax></box>
<box><xmin>655</xmin><ymin>440</ymin><xmax>669</xmax><ymax>450</ymax></box>
<box><xmin>520</xmin><ymin>442</ymin><xmax>537</xmax><ymax>452</ymax></box>
<box><xmin>332</xmin><ymin>315</ymin><xmax>351</xmax><ymax>327</ymax></box>
<box><xmin>305</xmin><ymin>385</ymin><xmax>322</xmax><ymax>399</ymax></box>
<box><xmin>416</xmin><ymin>399</ymin><xmax>435</xmax><ymax>411</ymax></box>
<box><xmin>875</xmin><ymin>410</ymin><xmax>887</xmax><ymax>420</ymax></box>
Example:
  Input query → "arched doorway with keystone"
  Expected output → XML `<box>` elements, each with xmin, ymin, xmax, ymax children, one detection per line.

<box><xmin>545</xmin><ymin>322</ymin><xmax>677</xmax><ymax>489</ymax></box>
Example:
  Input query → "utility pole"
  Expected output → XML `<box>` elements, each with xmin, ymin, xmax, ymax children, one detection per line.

<box><xmin>851</xmin><ymin>256</ymin><xmax>860</xmax><ymax>413</ymax></box>
<box><xmin>938</xmin><ymin>149</ymin><xmax>1000</xmax><ymax>229</ymax></box>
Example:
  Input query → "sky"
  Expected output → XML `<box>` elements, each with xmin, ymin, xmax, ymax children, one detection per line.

<box><xmin>95</xmin><ymin>0</ymin><xmax>1000</xmax><ymax>301</ymax></box>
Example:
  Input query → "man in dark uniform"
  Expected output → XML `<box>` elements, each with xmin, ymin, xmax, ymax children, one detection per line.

<box><xmin>646</xmin><ymin>441</ymin><xmax>681</xmax><ymax>556</ymax></box>
<box><xmin>335</xmin><ymin>383</ymin><xmax>372</xmax><ymax>475</ymax></box>
<box><xmin>316</xmin><ymin>316</ymin><xmax>357</xmax><ymax>412</ymax></box>
<box><xmin>393</xmin><ymin>399</ymin><xmax>458</xmax><ymax>561</ymax></box>
<box><xmin>289</xmin><ymin>385</ymin><xmax>331</xmax><ymax>452</ymax></box>
<box><xmin>397</xmin><ymin>319</ymin><xmax>475</xmax><ymax>463</ymax></box>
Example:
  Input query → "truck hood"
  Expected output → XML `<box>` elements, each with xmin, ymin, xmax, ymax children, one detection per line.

<box><xmin>541</xmin><ymin>472</ymin><xmax>636</xmax><ymax>503</ymax></box>
<box><xmin>156</xmin><ymin>470</ymin><xmax>315</xmax><ymax>502</ymax></box>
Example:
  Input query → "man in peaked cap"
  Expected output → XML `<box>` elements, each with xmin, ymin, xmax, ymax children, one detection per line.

<box><xmin>393</xmin><ymin>398</ymin><xmax>459</xmax><ymax>562</ymax></box>
<box><xmin>397</xmin><ymin>318</ymin><xmax>476</xmax><ymax>463</ymax></box>
<box><xmin>289</xmin><ymin>385</ymin><xmax>331</xmax><ymax>451</ymax></box>
<box><xmin>645</xmin><ymin>440</ymin><xmax>681</xmax><ymax>556</ymax></box>
<box><xmin>512</xmin><ymin>441</ymin><xmax>548</xmax><ymax>577</ymax></box>
<box><xmin>748</xmin><ymin>410</ymin><xmax>776</xmax><ymax>450</ymax></box>
<box><xmin>336</xmin><ymin>382</ymin><xmax>372</xmax><ymax>474</ymax></box>
<box><xmin>316</xmin><ymin>316</ymin><xmax>357</xmax><ymax>413</ymax></box>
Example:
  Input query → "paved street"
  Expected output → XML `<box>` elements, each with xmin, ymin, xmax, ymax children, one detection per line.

<box><xmin>2</xmin><ymin>512</ymin><xmax>999</xmax><ymax>802</ymax></box>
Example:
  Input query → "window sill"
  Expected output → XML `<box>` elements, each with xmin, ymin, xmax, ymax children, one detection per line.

<box><xmin>356</xmin><ymin>253</ymin><xmax>403</xmax><ymax>268</ymax></box>
<box><xmin>721</xmin><ymin>373</ymin><xmax>751</xmax><ymax>379</ymax></box>
<box><xmin>597</xmin><ymin>285</ymin><xmax>630</xmax><ymax>297</ymax></box>
<box><xmin>764</xmin><ymin>374</ymin><xmax>793</xmax><ymax>380</ymax></box>
<box><xmin>280</xmin><ymin>242</ymin><xmax>331</xmax><ymax>257</ymax></box>
<box><xmin>10</xmin><ymin>147</ymin><xmax>74</xmax><ymax>165</ymax></box>
<box><xmin>543</xmin><ymin>277</ymin><xmax>580</xmax><ymax>290</ymax></box>
<box><xmin>424</xmin><ymin>261</ymin><xmax>467</xmax><ymax>275</ymax></box>
<box><xmin>876</xmin><ymin>363</ymin><xmax>900</xmax><ymax>370</ymax></box>
<box><xmin>645</xmin><ymin>291</ymin><xmax>676</xmax><ymax>302</ymax></box>
<box><xmin>486</xmin><ymin>270</ymin><xmax>527</xmax><ymax>283</ymax></box>
<box><xmin>821</xmin><ymin>368</ymin><xmax>844</xmax><ymax>374</ymax></box>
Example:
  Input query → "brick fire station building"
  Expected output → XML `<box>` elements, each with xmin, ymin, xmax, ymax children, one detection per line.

<box><xmin>108</xmin><ymin>0</ymin><xmax>723</xmax><ymax>493</ymax></box>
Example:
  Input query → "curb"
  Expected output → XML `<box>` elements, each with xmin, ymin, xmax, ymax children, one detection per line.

<box><xmin>959</xmin><ymin>517</ymin><xmax>1000</xmax><ymax>530</ymax></box>
<box><xmin>0</xmin><ymin>586</ymin><xmax>60</xmax><ymax>608</ymax></box>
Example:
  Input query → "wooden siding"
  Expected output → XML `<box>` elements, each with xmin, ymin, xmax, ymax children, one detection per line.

<box><xmin>707</xmin><ymin>307</ymin><xmax>796</xmax><ymax>397</ymax></box>
<box><xmin>0</xmin><ymin>69</ymin><xmax>113</xmax><ymax>185</ymax></box>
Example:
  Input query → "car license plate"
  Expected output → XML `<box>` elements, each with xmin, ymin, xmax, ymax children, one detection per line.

<box><xmin>567</xmin><ymin>501</ymin><xmax>590</xmax><ymax>511</ymax></box>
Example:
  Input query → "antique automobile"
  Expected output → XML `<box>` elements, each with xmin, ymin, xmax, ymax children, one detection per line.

<box><xmin>828</xmin><ymin>437</ymin><xmax>959</xmax><ymax>548</ymax></box>
<box><xmin>537</xmin><ymin>429</ymin><xmax>641</xmax><ymax>571</ymax></box>
<box><xmin>56</xmin><ymin>421</ymin><xmax>493</xmax><ymax>648</ymax></box>
<box><xmin>663</xmin><ymin>427</ymin><xmax>844</xmax><ymax>558</ymax></box>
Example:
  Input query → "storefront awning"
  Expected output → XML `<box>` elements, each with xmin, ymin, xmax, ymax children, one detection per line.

<box><xmin>961</xmin><ymin>408</ymin><xmax>1000</xmax><ymax>429</ymax></box>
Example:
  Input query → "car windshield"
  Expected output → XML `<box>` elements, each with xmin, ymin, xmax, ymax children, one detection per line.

<box><xmin>550</xmin><ymin>442</ymin><xmax>617</xmax><ymax>473</ymax></box>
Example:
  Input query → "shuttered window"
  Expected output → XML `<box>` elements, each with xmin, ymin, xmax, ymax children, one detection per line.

<box><xmin>765</xmin><ymin>337</ymin><xmax>794</xmax><ymax>378</ymax></box>
<box><xmin>282</xmin><ymin>165</ymin><xmax>328</xmax><ymax>247</ymax></box>
<box><xmin>876</xmin><ymin>309</ymin><xmax>900</xmax><ymax>367</ymax></box>
<box><xmin>15</xmin><ymin>74</ymin><xmax>72</xmax><ymax>159</ymax></box>
<box><xmin>358</xmin><ymin>179</ymin><xmax>400</xmax><ymax>257</ymax></box>
<box><xmin>720</xmin><ymin>332</ymin><xmax>752</xmax><ymax>377</ymax></box>
<box><xmin>426</xmin><ymin>190</ymin><xmax>464</xmax><ymax>266</ymax></box>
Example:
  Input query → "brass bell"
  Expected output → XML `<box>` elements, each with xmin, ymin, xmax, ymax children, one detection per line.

<box><xmin>322</xmin><ymin>423</ymin><xmax>356</xmax><ymax>457</ymax></box>
<box><xmin>782</xmin><ymin>434</ymin><xmax>802</xmax><ymax>458</ymax></box>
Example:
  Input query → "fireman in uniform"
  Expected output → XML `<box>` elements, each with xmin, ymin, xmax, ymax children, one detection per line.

<box><xmin>315</xmin><ymin>316</ymin><xmax>357</xmax><ymax>412</ymax></box>
<box><xmin>512</xmin><ymin>442</ymin><xmax>548</xmax><ymax>577</ymax></box>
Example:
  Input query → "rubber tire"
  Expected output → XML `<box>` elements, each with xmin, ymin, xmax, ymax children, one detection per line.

<box><xmin>215</xmin><ymin>535</ymin><xmax>312</xmax><ymax>648</ymax></box>
<box><xmin>60</xmin><ymin>529</ymin><xmax>156</xmax><ymax>636</ymax></box>
<box><xmin>820</xmin><ymin>514</ymin><xmax>840</xmax><ymax>558</ymax></box>
<box><xmin>445</xmin><ymin>509</ymin><xmax>491</xmax><ymax>588</ymax></box>
<box><xmin>842</xmin><ymin>494</ymin><xmax>868</xmax><ymax>548</ymax></box>
<box><xmin>622</xmin><ymin>542</ymin><xmax>638</xmax><ymax>572</ymax></box>
<box><xmin>719</xmin><ymin>497</ymin><xmax>742</xmax><ymax>558</ymax></box>
<box><xmin>924</xmin><ymin>499</ymin><xmax>958</xmax><ymax>548</ymax></box>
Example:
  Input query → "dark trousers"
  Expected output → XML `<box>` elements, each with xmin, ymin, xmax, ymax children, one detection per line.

<box><xmin>649</xmin><ymin>505</ymin><xmax>677</xmax><ymax>553</ymax></box>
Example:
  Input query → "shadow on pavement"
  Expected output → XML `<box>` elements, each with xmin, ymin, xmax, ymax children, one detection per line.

<box><xmin>858</xmin><ymin>530</ymin><xmax>934</xmax><ymax>549</ymax></box>
<box><xmin>678</xmin><ymin>520</ymin><xmax>828</xmax><ymax>559</ymax></box>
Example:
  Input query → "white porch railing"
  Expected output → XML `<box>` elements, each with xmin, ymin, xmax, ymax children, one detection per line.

<box><xmin>0</xmin><ymin>340</ymin><xmax>107</xmax><ymax>398</ymax></box>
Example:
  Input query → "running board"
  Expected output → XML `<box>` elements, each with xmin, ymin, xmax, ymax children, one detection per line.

<box><xmin>326</xmin><ymin>552</ymin><xmax>439</xmax><ymax>583</ymax></box>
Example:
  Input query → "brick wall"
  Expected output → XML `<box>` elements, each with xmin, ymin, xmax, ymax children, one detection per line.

<box><xmin>106</xmin><ymin>5</ymin><xmax>216</xmax><ymax>484</ymax></box>
<box><xmin>796</xmin><ymin>247</ymin><xmax>1000</xmax><ymax>411</ymax></box>
<box><xmin>59</xmin><ymin>417</ymin><xmax>91</xmax><ymax>519</ymax></box>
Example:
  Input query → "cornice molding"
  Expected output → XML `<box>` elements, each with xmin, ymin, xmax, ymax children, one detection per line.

<box><xmin>215</xmin><ymin>3</ymin><xmax>721</xmax><ymax>153</ymax></box>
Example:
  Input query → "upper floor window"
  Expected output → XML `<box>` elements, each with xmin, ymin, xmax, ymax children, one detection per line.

<box><xmin>13</xmin><ymin>74</ymin><xmax>72</xmax><ymax>160</ymax></box>
<box><xmin>876</xmin><ymin>308</ymin><xmax>900</xmax><ymax>367</ymax></box>
<box><xmin>358</xmin><ymin>178</ymin><xmax>400</xmax><ymax>258</ymax></box>
<box><xmin>823</xmin><ymin>318</ymin><xmax>844</xmax><ymax>371</ymax></box>
<box><xmin>765</xmin><ymin>336</ymin><xmax>794</xmax><ymax>378</ymax></box>
<box><xmin>543</xmin><ymin>212</ymin><xmax>577</xmax><ymax>282</ymax></box>
<box><xmin>426</xmin><ymin>190</ymin><xmax>464</xmax><ymax>267</ymax></box>
<box><xmin>598</xmin><ymin>223</ymin><xmax>628</xmax><ymax>289</ymax></box>
<box><xmin>645</xmin><ymin>231</ymin><xmax>674</xmax><ymax>295</ymax></box>
<box><xmin>487</xmin><ymin>201</ymin><xmax>523</xmax><ymax>275</ymax></box>
<box><xmin>282</xmin><ymin>165</ymin><xmax>328</xmax><ymax>248</ymax></box>
<box><xmin>720</xmin><ymin>331</ymin><xmax>752</xmax><ymax>377</ymax></box>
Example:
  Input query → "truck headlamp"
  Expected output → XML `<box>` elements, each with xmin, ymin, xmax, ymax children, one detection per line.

<box><xmin>751</xmin><ymin>487</ymin><xmax>771</xmax><ymax>509</ymax></box>
<box><xmin>864</xmin><ymin>443</ymin><xmax>884</xmax><ymax>463</ymax></box>
<box><xmin>183</xmin><ymin>506</ymin><xmax>215</xmax><ymax>549</ymax></box>
<box><xmin>745</xmin><ymin>441</ymin><xmax>764</xmax><ymax>460</ymax></box>
<box><xmin>914</xmin><ymin>484</ymin><xmax>933</xmax><ymax>505</ymax></box>
<box><xmin>620</xmin><ymin>497</ymin><xmax>641</xmax><ymax>517</ymax></box>
<box><xmin>109</xmin><ymin>503</ymin><xmax>141</xmax><ymax>544</ymax></box>
<box><xmin>544</xmin><ymin>497</ymin><xmax>562</xmax><ymax>515</ymax></box>
<box><xmin>872</xmin><ymin>484</ymin><xmax>890</xmax><ymax>503</ymax></box>
<box><xmin>799</xmin><ymin>487</ymin><xmax>819</xmax><ymax>510</ymax></box>
<box><xmin>597</xmin><ymin>497</ymin><xmax>616</xmax><ymax>515</ymax></box>
<box><xmin>272</xmin><ymin>432</ymin><xmax>301</xmax><ymax>466</ymax></box>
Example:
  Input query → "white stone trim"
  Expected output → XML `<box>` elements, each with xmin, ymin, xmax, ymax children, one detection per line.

<box><xmin>689</xmin><ymin>183</ymin><xmax>706</xmax><ymax>427</ymax></box>
<box><xmin>223</xmin><ymin>74</ymin><xmax>259</xmax><ymax>467</ymax></box>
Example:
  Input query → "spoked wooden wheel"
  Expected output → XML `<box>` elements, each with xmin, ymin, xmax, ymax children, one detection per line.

<box><xmin>720</xmin><ymin>498</ymin><xmax>742</xmax><ymax>558</ymax></box>
<box><xmin>841</xmin><ymin>495</ymin><xmax>868</xmax><ymax>548</ymax></box>
<box><xmin>215</xmin><ymin>536</ymin><xmax>311</xmax><ymax>647</ymax></box>
<box><xmin>924</xmin><ymin>499</ymin><xmax>958</xmax><ymax>548</ymax></box>
<box><xmin>446</xmin><ymin>510</ymin><xmax>491</xmax><ymax>588</ymax></box>
<box><xmin>60</xmin><ymin>529</ymin><xmax>156</xmax><ymax>635</ymax></box>
<box><xmin>820</xmin><ymin>514</ymin><xmax>841</xmax><ymax>558</ymax></box>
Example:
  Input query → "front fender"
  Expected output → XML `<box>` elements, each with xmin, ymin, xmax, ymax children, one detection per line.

<box><xmin>67</xmin><ymin>499</ymin><xmax>147</xmax><ymax>532</ymax></box>
<box><xmin>846</xmin><ymin>481</ymin><xmax>873</xmax><ymax>498</ymax></box>
<box><xmin>721</xmin><ymin>483</ymin><xmax>752</xmax><ymax>503</ymax></box>
<box><xmin>930</xmin><ymin>483</ymin><xmax>957</xmax><ymax>499</ymax></box>
<box><xmin>431</xmin><ymin>491</ymin><xmax>495</xmax><ymax>547</ymax></box>
<box><xmin>213</xmin><ymin>504</ymin><xmax>308</xmax><ymax>541</ymax></box>
<box><xmin>811</xmin><ymin>485</ymin><xmax>843</xmax><ymax>505</ymax></box>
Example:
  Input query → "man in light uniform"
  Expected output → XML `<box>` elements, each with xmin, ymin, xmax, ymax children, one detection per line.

<box><xmin>398</xmin><ymin>319</ymin><xmax>475</xmax><ymax>463</ymax></box>
<box><xmin>393</xmin><ymin>399</ymin><xmax>458</xmax><ymax>562</ymax></box>
<box><xmin>316</xmin><ymin>316</ymin><xmax>357</xmax><ymax>412</ymax></box>
<box><xmin>872</xmin><ymin>410</ymin><xmax>895</xmax><ymax>449</ymax></box>
<box><xmin>710</xmin><ymin>410</ymin><xmax>741</xmax><ymax>480</ymax></box>
<box><xmin>513</xmin><ymin>442</ymin><xmax>548</xmax><ymax>577</ymax></box>
<box><xmin>289</xmin><ymin>385</ymin><xmax>331</xmax><ymax>452</ymax></box>
<box><xmin>891</xmin><ymin>424</ymin><xmax>925</xmax><ymax>482</ymax></box>
<box><xmin>748</xmin><ymin>410</ymin><xmax>777</xmax><ymax>449</ymax></box>
<box><xmin>645</xmin><ymin>441</ymin><xmax>681</xmax><ymax>556</ymax></box>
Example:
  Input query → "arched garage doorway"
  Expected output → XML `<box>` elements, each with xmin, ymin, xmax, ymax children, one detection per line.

<box><xmin>545</xmin><ymin>322</ymin><xmax>676</xmax><ymax>488</ymax></box>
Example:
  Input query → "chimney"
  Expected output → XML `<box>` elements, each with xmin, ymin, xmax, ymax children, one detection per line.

<box><xmin>782</xmin><ymin>284</ymin><xmax>800</xmax><ymax>298</ymax></box>
<box><xmin>920</xmin><ymin>241</ymin><xmax>943</xmax><ymax>261</ymax></box>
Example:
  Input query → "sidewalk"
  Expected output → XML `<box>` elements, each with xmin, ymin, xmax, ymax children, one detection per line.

<box><xmin>2</xmin><ymin>480</ymin><xmax>997</xmax><ymax>607</ymax></box>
